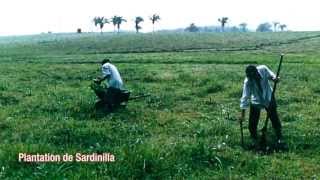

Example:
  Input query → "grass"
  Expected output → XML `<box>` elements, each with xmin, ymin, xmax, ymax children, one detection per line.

<box><xmin>0</xmin><ymin>32</ymin><xmax>320</xmax><ymax>179</ymax></box>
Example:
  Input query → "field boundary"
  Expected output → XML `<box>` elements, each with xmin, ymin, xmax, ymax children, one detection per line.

<box><xmin>82</xmin><ymin>34</ymin><xmax>320</xmax><ymax>54</ymax></box>
<box><xmin>181</xmin><ymin>34</ymin><xmax>320</xmax><ymax>52</ymax></box>
<box><xmin>15</xmin><ymin>60</ymin><xmax>259</xmax><ymax>65</ymax></box>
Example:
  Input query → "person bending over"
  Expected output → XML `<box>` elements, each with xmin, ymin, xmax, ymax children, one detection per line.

<box><xmin>239</xmin><ymin>65</ymin><xmax>284</xmax><ymax>149</ymax></box>
<box><xmin>92</xmin><ymin>58</ymin><xmax>125</xmax><ymax>110</ymax></box>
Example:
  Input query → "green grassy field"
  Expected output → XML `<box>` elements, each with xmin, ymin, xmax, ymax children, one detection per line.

<box><xmin>0</xmin><ymin>32</ymin><xmax>320</xmax><ymax>179</ymax></box>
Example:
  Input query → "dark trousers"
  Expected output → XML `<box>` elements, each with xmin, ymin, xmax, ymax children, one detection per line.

<box><xmin>249</xmin><ymin>98</ymin><xmax>282</xmax><ymax>140</ymax></box>
<box><xmin>94</xmin><ymin>87</ymin><xmax>122</xmax><ymax>108</ymax></box>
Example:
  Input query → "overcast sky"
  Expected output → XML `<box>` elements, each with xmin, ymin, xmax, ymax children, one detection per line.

<box><xmin>0</xmin><ymin>0</ymin><xmax>319</xmax><ymax>36</ymax></box>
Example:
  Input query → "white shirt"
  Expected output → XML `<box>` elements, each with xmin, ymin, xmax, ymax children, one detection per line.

<box><xmin>240</xmin><ymin>65</ymin><xmax>276</xmax><ymax>109</ymax></box>
<box><xmin>102</xmin><ymin>62</ymin><xmax>123</xmax><ymax>89</ymax></box>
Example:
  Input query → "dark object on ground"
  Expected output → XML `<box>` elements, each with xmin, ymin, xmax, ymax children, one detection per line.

<box><xmin>91</xmin><ymin>81</ymin><xmax>130</xmax><ymax>111</ymax></box>
<box><xmin>247</xmin><ymin>137</ymin><xmax>288</xmax><ymax>154</ymax></box>
<box><xmin>90</xmin><ymin>81</ymin><xmax>149</xmax><ymax>112</ymax></box>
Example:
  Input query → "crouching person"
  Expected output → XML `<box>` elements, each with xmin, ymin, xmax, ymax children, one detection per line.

<box><xmin>92</xmin><ymin>58</ymin><xmax>129</xmax><ymax>111</ymax></box>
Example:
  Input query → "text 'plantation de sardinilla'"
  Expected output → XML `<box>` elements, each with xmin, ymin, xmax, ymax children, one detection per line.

<box><xmin>18</xmin><ymin>153</ymin><xmax>115</xmax><ymax>163</ymax></box>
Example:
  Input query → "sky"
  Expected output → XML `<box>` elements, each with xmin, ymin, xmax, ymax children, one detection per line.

<box><xmin>0</xmin><ymin>0</ymin><xmax>319</xmax><ymax>36</ymax></box>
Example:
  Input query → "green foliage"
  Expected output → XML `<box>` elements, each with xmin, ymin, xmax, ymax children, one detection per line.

<box><xmin>185</xmin><ymin>23</ymin><xmax>199</xmax><ymax>32</ymax></box>
<box><xmin>279</xmin><ymin>24</ymin><xmax>287</xmax><ymax>31</ymax></box>
<box><xmin>134</xmin><ymin>16</ymin><xmax>144</xmax><ymax>33</ymax></box>
<box><xmin>256</xmin><ymin>22</ymin><xmax>272</xmax><ymax>32</ymax></box>
<box><xmin>0</xmin><ymin>32</ymin><xmax>320</xmax><ymax>178</ymax></box>
<box><xmin>218</xmin><ymin>17</ymin><xmax>229</xmax><ymax>32</ymax></box>
<box><xmin>111</xmin><ymin>16</ymin><xmax>127</xmax><ymax>33</ymax></box>
<box><xmin>149</xmin><ymin>14</ymin><xmax>160</xmax><ymax>24</ymax></box>
<box><xmin>93</xmin><ymin>17</ymin><xmax>109</xmax><ymax>33</ymax></box>
<box><xmin>150</xmin><ymin>14</ymin><xmax>160</xmax><ymax>32</ymax></box>
<box><xmin>239</xmin><ymin>23</ymin><xmax>248</xmax><ymax>32</ymax></box>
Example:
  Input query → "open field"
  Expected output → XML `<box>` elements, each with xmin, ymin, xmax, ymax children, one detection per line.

<box><xmin>1</xmin><ymin>32</ymin><xmax>320</xmax><ymax>179</ymax></box>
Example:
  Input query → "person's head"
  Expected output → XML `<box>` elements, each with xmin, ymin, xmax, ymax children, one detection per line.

<box><xmin>101</xmin><ymin>58</ymin><xmax>111</xmax><ymax>65</ymax></box>
<box><xmin>245</xmin><ymin>65</ymin><xmax>259</xmax><ymax>79</ymax></box>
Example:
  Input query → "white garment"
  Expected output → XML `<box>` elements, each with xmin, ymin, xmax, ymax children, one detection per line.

<box><xmin>102</xmin><ymin>63</ymin><xmax>123</xmax><ymax>89</ymax></box>
<box><xmin>240</xmin><ymin>65</ymin><xmax>276</xmax><ymax>109</ymax></box>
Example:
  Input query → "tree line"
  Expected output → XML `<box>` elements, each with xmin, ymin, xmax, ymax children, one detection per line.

<box><xmin>90</xmin><ymin>15</ymin><xmax>287</xmax><ymax>34</ymax></box>
<box><xmin>185</xmin><ymin>17</ymin><xmax>287</xmax><ymax>33</ymax></box>
<box><xmin>92</xmin><ymin>14</ymin><xmax>160</xmax><ymax>34</ymax></box>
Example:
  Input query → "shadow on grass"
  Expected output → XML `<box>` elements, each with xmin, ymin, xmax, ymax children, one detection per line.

<box><xmin>242</xmin><ymin>140</ymin><xmax>289</xmax><ymax>155</ymax></box>
<box><xmin>0</xmin><ymin>93</ymin><xmax>20</xmax><ymax>106</ymax></box>
<box><xmin>241</xmin><ymin>128</ymin><xmax>320</xmax><ymax>155</ymax></box>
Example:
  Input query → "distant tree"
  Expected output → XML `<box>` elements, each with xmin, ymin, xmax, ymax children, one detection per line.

<box><xmin>279</xmin><ymin>24</ymin><xmax>287</xmax><ymax>31</ymax></box>
<box><xmin>185</xmin><ymin>23</ymin><xmax>199</xmax><ymax>32</ymax></box>
<box><xmin>273</xmin><ymin>21</ymin><xmax>280</xmax><ymax>32</ymax></box>
<box><xmin>218</xmin><ymin>17</ymin><xmax>229</xmax><ymax>32</ymax></box>
<box><xmin>150</xmin><ymin>14</ymin><xmax>161</xmax><ymax>32</ymax></box>
<box><xmin>111</xmin><ymin>16</ymin><xmax>118</xmax><ymax>33</ymax></box>
<box><xmin>256</xmin><ymin>22</ymin><xmax>272</xmax><ymax>32</ymax></box>
<box><xmin>239</xmin><ymin>23</ymin><xmax>248</xmax><ymax>32</ymax></box>
<box><xmin>116</xmin><ymin>16</ymin><xmax>126</xmax><ymax>33</ymax></box>
<box><xmin>93</xmin><ymin>16</ymin><xmax>109</xmax><ymax>34</ymax></box>
<box><xmin>111</xmin><ymin>16</ymin><xmax>127</xmax><ymax>33</ymax></box>
<box><xmin>77</xmin><ymin>28</ymin><xmax>82</xmax><ymax>33</ymax></box>
<box><xmin>134</xmin><ymin>16</ymin><xmax>144</xmax><ymax>33</ymax></box>
<box><xmin>229</xmin><ymin>26</ymin><xmax>240</xmax><ymax>32</ymax></box>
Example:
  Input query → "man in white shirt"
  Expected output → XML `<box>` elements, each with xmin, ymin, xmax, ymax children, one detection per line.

<box><xmin>239</xmin><ymin>65</ymin><xmax>283</xmax><ymax>148</ymax></box>
<box><xmin>92</xmin><ymin>58</ymin><xmax>126</xmax><ymax>110</ymax></box>
<box><xmin>99</xmin><ymin>58</ymin><xmax>124</xmax><ymax>90</ymax></box>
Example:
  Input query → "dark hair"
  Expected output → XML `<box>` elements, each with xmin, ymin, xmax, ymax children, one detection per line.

<box><xmin>101</xmin><ymin>58</ymin><xmax>111</xmax><ymax>65</ymax></box>
<box><xmin>245</xmin><ymin>65</ymin><xmax>257</xmax><ymax>78</ymax></box>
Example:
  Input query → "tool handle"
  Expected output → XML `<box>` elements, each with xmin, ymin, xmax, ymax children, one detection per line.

<box><xmin>271</xmin><ymin>54</ymin><xmax>284</xmax><ymax>97</ymax></box>
<box><xmin>240</xmin><ymin>119</ymin><xmax>244</xmax><ymax>147</ymax></box>
<box><xmin>262</xmin><ymin>54</ymin><xmax>284</xmax><ymax>134</ymax></box>
<box><xmin>128</xmin><ymin>94</ymin><xmax>150</xmax><ymax>100</ymax></box>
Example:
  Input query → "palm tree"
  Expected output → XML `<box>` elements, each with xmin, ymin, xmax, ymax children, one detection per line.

<box><xmin>134</xmin><ymin>16</ymin><xmax>144</xmax><ymax>33</ymax></box>
<box><xmin>93</xmin><ymin>16</ymin><xmax>109</xmax><ymax>34</ymax></box>
<box><xmin>239</xmin><ymin>23</ymin><xmax>248</xmax><ymax>32</ymax></box>
<box><xmin>150</xmin><ymin>14</ymin><xmax>160</xmax><ymax>33</ymax></box>
<box><xmin>111</xmin><ymin>16</ymin><xmax>127</xmax><ymax>33</ymax></box>
<box><xmin>115</xmin><ymin>16</ymin><xmax>126</xmax><ymax>33</ymax></box>
<box><xmin>111</xmin><ymin>16</ymin><xmax>118</xmax><ymax>33</ymax></box>
<box><xmin>273</xmin><ymin>21</ymin><xmax>280</xmax><ymax>32</ymax></box>
<box><xmin>279</xmin><ymin>24</ymin><xmax>287</xmax><ymax>31</ymax></box>
<box><xmin>218</xmin><ymin>17</ymin><xmax>229</xmax><ymax>32</ymax></box>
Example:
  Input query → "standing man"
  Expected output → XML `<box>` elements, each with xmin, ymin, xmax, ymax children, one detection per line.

<box><xmin>239</xmin><ymin>65</ymin><xmax>284</xmax><ymax>148</ymax></box>
<box><xmin>92</xmin><ymin>58</ymin><xmax>125</xmax><ymax>110</ymax></box>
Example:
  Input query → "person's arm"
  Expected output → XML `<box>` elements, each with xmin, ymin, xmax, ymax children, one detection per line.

<box><xmin>239</xmin><ymin>79</ymin><xmax>250</xmax><ymax>120</ymax></box>
<box><xmin>240</xmin><ymin>79</ymin><xmax>250</xmax><ymax>109</ymax></box>
<box><xmin>94</xmin><ymin>74</ymin><xmax>110</xmax><ymax>84</ymax></box>
<box><xmin>99</xmin><ymin>74</ymin><xmax>110</xmax><ymax>82</ymax></box>
<box><xmin>264</xmin><ymin>65</ymin><xmax>279</xmax><ymax>82</ymax></box>
<box><xmin>98</xmin><ymin>65</ymin><xmax>111</xmax><ymax>83</ymax></box>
